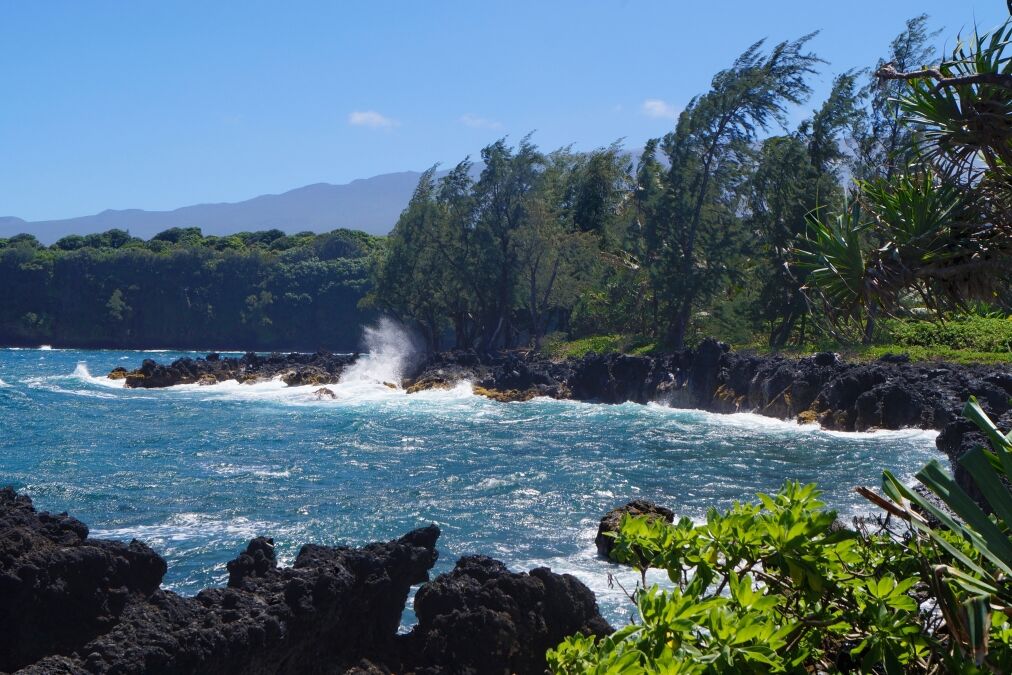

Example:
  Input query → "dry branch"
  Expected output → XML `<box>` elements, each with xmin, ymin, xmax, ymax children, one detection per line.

<box><xmin>876</xmin><ymin>63</ymin><xmax>1012</xmax><ymax>92</ymax></box>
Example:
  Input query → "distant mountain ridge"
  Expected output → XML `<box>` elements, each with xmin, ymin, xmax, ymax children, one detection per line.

<box><xmin>0</xmin><ymin>170</ymin><xmax>433</xmax><ymax>243</ymax></box>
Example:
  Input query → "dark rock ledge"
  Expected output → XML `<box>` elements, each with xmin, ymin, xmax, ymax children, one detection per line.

<box><xmin>115</xmin><ymin>338</ymin><xmax>1012</xmax><ymax>501</ymax></box>
<box><xmin>0</xmin><ymin>488</ymin><xmax>610</xmax><ymax>674</ymax></box>
<box><xmin>112</xmin><ymin>351</ymin><xmax>357</xmax><ymax>389</ymax></box>
<box><xmin>406</xmin><ymin>340</ymin><xmax>1012</xmax><ymax>504</ymax></box>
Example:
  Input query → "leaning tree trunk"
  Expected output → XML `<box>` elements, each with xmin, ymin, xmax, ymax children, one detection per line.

<box><xmin>862</xmin><ymin>302</ymin><xmax>878</xmax><ymax>345</ymax></box>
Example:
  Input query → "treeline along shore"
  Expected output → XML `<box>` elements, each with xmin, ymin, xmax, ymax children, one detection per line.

<box><xmin>0</xmin><ymin>228</ymin><xmax>378</xmax><ymax>352</ymax></box>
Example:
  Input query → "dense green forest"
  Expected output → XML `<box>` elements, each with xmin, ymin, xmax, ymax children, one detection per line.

<box><xmin>370</xmin><ymin>14</ymin><xmax>1012</xmax><ymax>355</ymax></box>
<box><xmin>0</xmin><ymin>228</ymin><xmax>378</xmax><ymax>350</ymax></box>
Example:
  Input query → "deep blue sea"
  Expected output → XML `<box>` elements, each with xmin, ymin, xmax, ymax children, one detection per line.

<box><xmin>0</xmin><ymin>340</ymin><xmax>942</xmax><ymax>625</ymax></box>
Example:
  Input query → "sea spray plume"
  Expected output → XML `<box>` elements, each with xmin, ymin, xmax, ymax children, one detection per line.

<box><xmin>338</xmin><ymin>317</ymin><xmax>423</xmax><ymax>389</ymax></box>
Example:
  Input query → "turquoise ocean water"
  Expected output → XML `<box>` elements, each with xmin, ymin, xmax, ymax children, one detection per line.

<box><xmin>0</xmin><ymin>342</ymin><xmax>941</xmax><ymax>625</ymax></box>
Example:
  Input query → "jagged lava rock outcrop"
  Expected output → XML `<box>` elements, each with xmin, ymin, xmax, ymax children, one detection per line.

<box><xmin>0</xmin><ymin>488</ymin><xmax>166</xmax><ymax>672</ymax></box>
<box><xmin>2</xmin><ymin>489</ymin><xmax>610</xmax><ymax>674</ymax></box>
<box><xmin>118</xmin><ymin>351</ymin><xmax>356</xmax><ymax>389</ymax></box>
<box><xmin>400</xmin><ymin>556</ymin><xmax>612</xmax><ymax>675</ymax></box>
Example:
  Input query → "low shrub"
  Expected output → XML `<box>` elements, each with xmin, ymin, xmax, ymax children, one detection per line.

<box><xmin>882</xmin><ymin>316</ymin><xmax>1012</xmax><ymax>354</ymax></box>
<box><xmin>541</xmin><ymin>334</ymin><xmax>658</xmax><ymax>360</ymax></box>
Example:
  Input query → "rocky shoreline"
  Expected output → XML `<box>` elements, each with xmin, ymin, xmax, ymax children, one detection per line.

<box><xmin>0</xmin><ymin>488</ymin><xmax>610</xmax><ymax>674</ymax></box>
<box><xmin>112</xmin><ymin>339</ymin><xmax>1012</xmax><ymax>499</ymax></box>
<box><xmin>10</xmin><ymin>343</ymin><xmax>1009</xmax><ymax>672</ymax></box>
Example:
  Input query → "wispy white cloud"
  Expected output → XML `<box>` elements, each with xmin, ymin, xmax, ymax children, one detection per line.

<box><xmin>348</xmin><ymin>110</ymin><xmax>399</xmax><ymax>129</ymax></box>
<box><xmin>459</xmin><ymin>113</ymin><xmax>503</xmax><ymax>130</ymax></box>
<box><xmin>641</xmin><ymin>98</ymin><xmax>678</xmax><ymax>120</ymax></box>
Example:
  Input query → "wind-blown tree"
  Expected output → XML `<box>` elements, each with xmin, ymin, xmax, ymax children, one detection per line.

<box><xmin>431</xmin><ymin>159</ymin><xmax>483</xmax><ymax>349</ymax></box>
<box><xmin>371</xmin><ymin>138</ymin><xmax>626</xmax><ymax>351</ymax></box>
<box><xmin>571</xmin><ymin>142</ymin><xmax>631</xmax><ymax>246</ymax></box>
<box><xmin>852</xmin><ymin>14</ymin><xmax>941</xmax><ymax>182</ymax></box>
<box><xmin>644</xmin><ymin>35</ymin><xmax>822</xmax><ymax>349</ymax></box>
<box><xmin>470</xmin><ymin>137</ymin><xmax>545</xmax><ymax>349</ymax></box>
<box><xmin>516</xmin><ymin>150</ymin><xmax>607</xmax><ymax>348</ymax></box>
<box><xmin>367</xmin><ymin>167</ymin><xmax>452</xmax><ymax>351</ymax></box>
<box><xmin>748</xmin><ymin>72</ymin><xmax>861</xmax><ymax>348</ymax></box>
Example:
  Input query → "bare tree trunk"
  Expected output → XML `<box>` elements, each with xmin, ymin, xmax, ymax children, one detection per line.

<box><xmin>862</xmin><ymin>303</ymin><xmax>878</xmax><ymax>345</ymax></box>
<box><xmin>667</xmin><ymin>301</ymin><xmax>692</xmax><ymax>351</ymax></box>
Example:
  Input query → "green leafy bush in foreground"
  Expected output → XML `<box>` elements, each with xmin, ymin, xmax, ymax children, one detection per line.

<box><xmin>549</xmin><ymin>405</ymin><xmax>1012</xmax><ymax>673</ymax></box>
<box><xmin>549</xmin><ymin>483</ymin><xmax>933</xmax><ymax>673</ymax></box>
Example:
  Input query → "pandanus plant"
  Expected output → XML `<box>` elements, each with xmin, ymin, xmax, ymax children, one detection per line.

<box><xmin>879</xmin><ymin>21</ymin><xmax>1012</xmax><ymax>177</ymax></box>
<box><xmin>859</xmin><ymin>399</ymin><xmax>1012</xmax><ymax>669</ymax></box>
<box><xmin>793</xmin><ymin>175</ymin><xmax>970</xmax><ymax>336</ymax></box>
<box><xmin>795</xmin><ymin>20</ymin><xmax>1012</xmax><ymax>338</ymax></box>
<box><xmin>792</xmin><ymin>199</ymin><xmax>873</xmax><ymax>332</ymax></box>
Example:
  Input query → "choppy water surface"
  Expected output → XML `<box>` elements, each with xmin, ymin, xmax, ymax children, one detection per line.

<box><xmin>0</xmin><ymin>343</ymin><xmax>941</xmax><ymax>625</ymax></box>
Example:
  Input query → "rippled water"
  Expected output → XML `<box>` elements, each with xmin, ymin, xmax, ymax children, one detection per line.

<box><xmin>0</xmin><ymin>344</ymin><xmax>942</xmax><ymax>625</ymax></box>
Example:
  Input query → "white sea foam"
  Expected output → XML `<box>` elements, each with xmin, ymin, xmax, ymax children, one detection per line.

<box><xmin>20</xmin><ymin>375</ymin><xmax>120</xmax><ymax>399</ymax></box>
<box><xmin>0</xmin><ymin>377</ymin><xmax>9</xmax><ymax>388</ymax></box>
<box><xmin>643</xmin><ymin>403</ymin><xmax>939</xmax><ymax>441</ymax></box>
<box><xmin>407</xmin><ymin>380</ymin><xmax>476</xmax><ymax>401</ymax></box>
<box><xmin>38</xmin><ymin>345</ymin><xmax>53</xmax><ymax>351</ymax></box>
<box><xmin>210</xmin><ymin>462</ymin><xmax>295</xmax><ymax>478</ymax></box>
<box><xmin>91</xmin><ymin>512</ymin><xmax>277</xmax><ymax>544</ymax></box>
<box><xmin>72</xmin><ymin>362</ymin><xmax>127</xmax><ymax>389</ymax></box>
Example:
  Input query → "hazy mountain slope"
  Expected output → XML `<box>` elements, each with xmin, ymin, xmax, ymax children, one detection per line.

<box><xmin>0</xmin><ymin>171</ymin><xmax>430</xmax><ymax>243</ymax></box>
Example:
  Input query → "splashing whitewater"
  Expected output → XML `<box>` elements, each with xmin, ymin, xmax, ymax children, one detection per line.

<box><xmin>337</xmin><ymin>318</ymin><xmax>422</xmax><ymax>392</ymax></box>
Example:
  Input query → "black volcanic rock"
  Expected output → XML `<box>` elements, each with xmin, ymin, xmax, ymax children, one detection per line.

<box><xmin>402</xmin><ymin>556</ymin><xmax>612</xmax><ymax>675</ymax></box>
<box><xmin>119</xmin><ymin>351</ymin><xmax>355</xmax><ymax>389</ymax></box>
<box><xmin>0</xmin><ymin>487</ymin><xmax>167</xmax><ymax>672</ymax></box>
<box><xmin>3</xmin><ymin>491</ymin><xmax>613</xmax><ymax>675</ymax></box>
<box><xmin>1</xmin><ymin>489</ymin><xmax>440</xmax><ymax>674</ymax></box>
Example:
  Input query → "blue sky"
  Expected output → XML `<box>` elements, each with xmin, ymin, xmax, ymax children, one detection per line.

<box><xmin>0</xmin><ymin>1</ymin><xmax>1007</xmax><ymax>221</ymax></box>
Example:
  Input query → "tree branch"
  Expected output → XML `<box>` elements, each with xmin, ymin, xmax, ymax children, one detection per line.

<box><xmin>876</xmin><ymin>63</ymin><xmax>1012</xmax><ymax>91</ymax></box>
